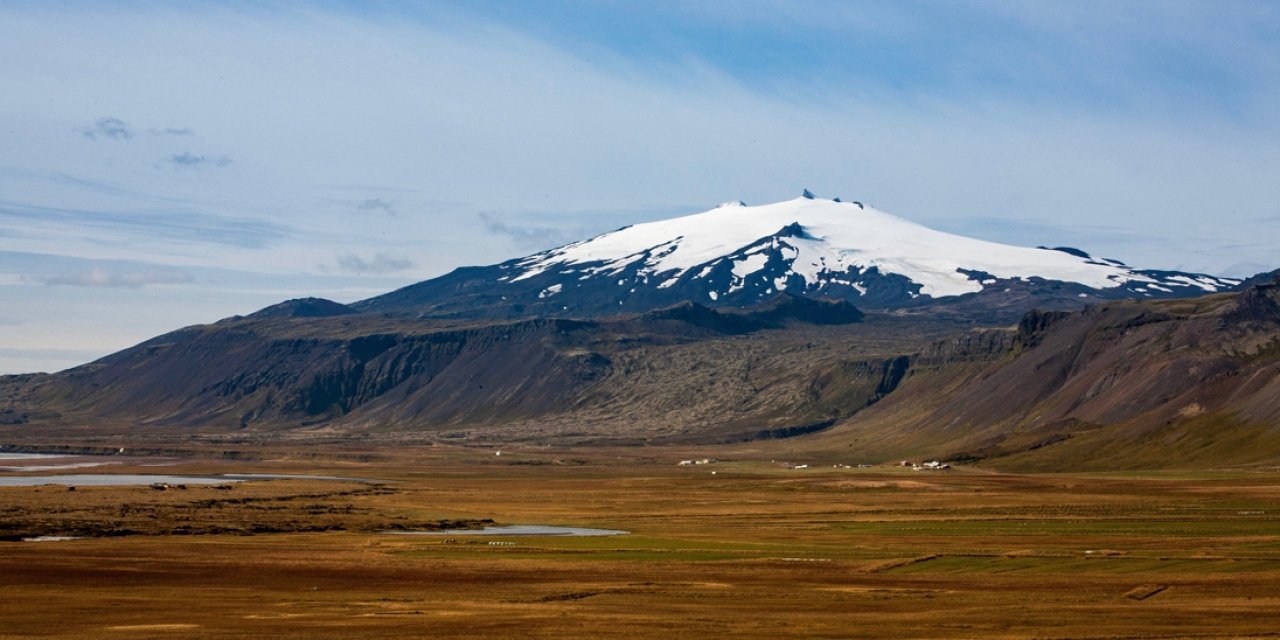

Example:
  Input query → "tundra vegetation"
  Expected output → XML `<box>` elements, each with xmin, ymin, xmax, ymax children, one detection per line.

<box><xmin>1</xmin><ymin>445</ymin><xmax>1278</xmax><ymax>639</ymax></box>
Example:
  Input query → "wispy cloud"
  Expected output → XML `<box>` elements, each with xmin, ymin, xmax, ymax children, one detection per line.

<box><xmin>26</xmin><ymin>266</ymin><xmax>192</xmax><ymax>288</ymax></box>
<box><xmin>1219</xmin><ymin>261</ymin><xmax>1276</xmax><ymax>278</ymax></box>
<box><xmin>0</xmin><ymin>167</ymin><xmax>196</xmax><ymax>207</ymax></box>
<box><xmin>478</xmin><ymin>212</ymin><xmax>579</xmax><ymax>251</ymax></box>
<box><xmin>160</xmin><ymin>152</ymin><xmax>232</xmax><ymax>169</ymax></box>
<box><xmin>149</xmin><ymin>127</ymin><xmax>195</xmax><ymax>137</ymax></box>
<box><xmin>80</xmin><ymin>117</ymin><xmax>133</xmax><ymax>141</ymax></box>
<box><xmin>928</xmin><ymin>216</ymin><xmax>1150</xmax><ymax>251</ymax></box>
<box><xmin>0</xmin><ymin>201</ymin><xmax>289</xmax><ymax>250</ymax></box>
<box><xmin>332</xmin><ymin>252</ymin><xmax>416</xmax><ymax>275</ymax></box>
<box><xmin>357</xmin><ymin>198</ymin><xmax>397</xmax><ymax>216</ymax></box>
<box><xmin>79</xmin><ymin>117</ymin><xmax>195</xmax><ymax>141</ymax></box>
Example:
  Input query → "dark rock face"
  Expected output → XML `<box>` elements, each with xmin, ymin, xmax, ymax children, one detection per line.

<box><xmin>735</xmin><ymin>293</ymin><xmax>865</xmax><ymax>326</ymax></box>
<box><xmin>912</xmin><ymin>329</ymin><xmax>1017</xmax><ymax>368</ymax></box>
<box><xmin>1015</xmin><ymin>309</ymin><xmax>1073</xmax><ymax>351</ymax></box>
<box><xmin>1234</xmin><ymin>268</ymin><xmax>1280</xmax><ymax>290</ymax></box>
<box><xmin>1225</xmin><ymin>283</ymin><xmax>1280</xmax><ymax>325</ymax></box>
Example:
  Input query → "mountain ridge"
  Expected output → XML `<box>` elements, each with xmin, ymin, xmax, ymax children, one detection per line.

<box><xmin>3</xmin><ymin>285</ymin><xmax>1278</xmax><ymax>469</ymax></box>
<box><xmin>356</xmin><ymin>194</ymin><xmax>1240</xmax><ymax>322</ymax></box>
<box><xmin>2</xmin><ymin>194</ymin><xmax>1277</xmax><ymax>469</ymax></box>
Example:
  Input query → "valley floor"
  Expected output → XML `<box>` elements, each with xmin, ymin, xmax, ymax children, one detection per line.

<box><xmin>2</xmin><ymin>446</ymin><xmax>1279</xmax><ymax>638</ymax></box>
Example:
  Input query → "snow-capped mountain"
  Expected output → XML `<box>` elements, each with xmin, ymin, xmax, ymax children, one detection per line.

<box><xmin>358</xmin><ymin>193</ymin><xmax>1241</xmax><ymax>320</ymax></box>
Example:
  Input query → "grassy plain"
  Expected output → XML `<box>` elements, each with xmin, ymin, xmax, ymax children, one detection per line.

<box><xmin>2</xmin><ymin>446</ymin><xmax>1280</xmax><ymax>638</ymax></box>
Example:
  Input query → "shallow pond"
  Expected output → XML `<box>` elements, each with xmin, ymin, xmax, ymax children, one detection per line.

<box><xmin>0</xmin><ymin>461</ymin><xmax>122</xmax><ymax>472</ymax></box>
<box><xmin>0</xmin><ymin>474</ymin><xmax>244</xmax><ymax>487</ymax></box>
<box><xmin>385</xmin><ymin>525</ymin><xmax>628</xmax><ymax>537</ymax></box>
<box><xmin>220</xmin><ymin>473</ymin><xmax>377</xmax><ymax>482</ymax></box>
<box><xmin>0</xmin><ymin>452</ymin><xmax>147</xmax><ymax>472</ymax></box>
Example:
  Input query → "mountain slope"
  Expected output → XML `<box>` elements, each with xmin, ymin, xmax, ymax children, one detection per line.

<box><xmin>2</xmin><ymin>296</ymin><xmax>906</xmax><ymax>440</ymax></box>
<box><xmin>358</xmin><ymin>194</ymin><xmax>1239</xmax><ymax>321</ymax></box>
<box><xmin>3</xmin><ymin>284</ymin><xmax>1277</xmax><ymax>468</ymax></box>
<box><xmin>806</xmin><ymin>284</ymin><xmax>1280</xmax><ymax>469</ymax></box>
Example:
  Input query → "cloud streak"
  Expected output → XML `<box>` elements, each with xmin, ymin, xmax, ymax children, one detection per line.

<box><xmin>478</xmin><ymin>212</ymin><xmax>580</xmax><ymax>251</ymax></box>
<box><xmin>160</xmin><ymin>152</ymin><xmax>232</xmax><ymax>169</ymax></box>
<box><xmin>26</xmin><ymin>266</ymin><xmax>192</xmax><ymax>288</ymax></box>
<box><xmin>80</xmin><ymin>117</ymin><xmax>133</xmax><ymax>140</ymax></box>
<box><xmin>0</xmin><ymin>201</ymin><xmax>289</xmax><ymax>250</ymax></box>
<box><xmin>149</xmin><ymin>127</ymin><xmax>194</xmax><ymax>137</ymax></box>
<box><xmin>357</xmin><ymin>198</ymin><xmax>397</xmax><ymax>216</ymax></box>
<box><xmin>79</xmin><ymin>117</ymin><xmax>196</xmax><ymax>141</ymax></box>
<box><xmin>333</xmin><ymin>252</ymin><xmax>415</xmax><ymax>275</ymax></box>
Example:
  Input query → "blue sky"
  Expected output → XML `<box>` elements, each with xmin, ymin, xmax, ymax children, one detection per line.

<box><xmin>2</xmin><ymin>0</ymin><xmax>1279</xmax><ymax>374</ymax></box>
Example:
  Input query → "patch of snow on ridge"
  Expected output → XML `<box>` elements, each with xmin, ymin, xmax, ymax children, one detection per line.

<box><xmin>732</xmin><ymin>253</ymin><xmax>768</xmax><ymax>279</ymax></box>
<box><xmin>506</xmin><ymin>197</ymin><xmax>1232</xmax><ymax>298</ymax></box>
<box><xmin>1166</xmin><ymin>274</ymin><xmax>1235</xmax><ymax>291</ymax></box>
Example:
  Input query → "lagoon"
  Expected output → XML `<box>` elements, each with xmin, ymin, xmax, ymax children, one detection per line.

<box><xmin>0</xmin><ymin>452</ymin><xmax>132</xmax><ymax>472</ymax></box>
<box><xmin>0</xmin><ymin>474</ymin><xmax>244</xmax><ymax>487</ymax></box>
<box><xmin>385</xmin><ymin>525</ymin><xmax>628</xmax><ymax>537</ymax></box>
<box><xmin>220</xmin><ymin>473</ymin><xmax>376</xmax><ymax>482</ymax></box>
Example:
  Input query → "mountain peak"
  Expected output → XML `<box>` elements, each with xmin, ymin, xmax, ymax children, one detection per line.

<box><xmin>358</xmin><ymin>196</ymin><xmax>1242</xmax><ymax>321</ymax></box>
<box><xmin>250</xmin><ymin>297</ymin><xmax>355</xmax><ymax>319</ymax></box>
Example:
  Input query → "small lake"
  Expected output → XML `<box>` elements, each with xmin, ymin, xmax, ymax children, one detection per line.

<box><xmin>0</xmin><ymin>452</ymin><xmax>377</xmax><ymax>485</ymax></box>
<box><xmin>0</xmin><ymin>452</ymin><xmax>148</xmax><ymax>472</ymax></box>
<box><xmin>0</xmin><ymin>474</ymin><xmax>244</xmax><ymax>487</ymax></box>
<box><xmin>1</xmin><ymin>461</ymin><xmax>122</xmax><ymax>472</ymax></box>
<box><xmin>220</xmin><ymin>473</ymin><xmax>377</xmax><ymax>482</ymax></box>
<box><xmin>385</xmin><ymin>525</ymin><xmax>628</xmax><ymax>537</ymax></box>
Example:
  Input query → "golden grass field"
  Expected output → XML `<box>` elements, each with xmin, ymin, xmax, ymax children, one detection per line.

<box><xmin>2</xmin><ymin>446</ymin><xmax>1279</xmax><ymax>639</ymax></box>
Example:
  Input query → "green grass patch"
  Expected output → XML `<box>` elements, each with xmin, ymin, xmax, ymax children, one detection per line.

<box><xmin>880</xmin><ymin>554</ymin><xmax>1280</xmax><ymax>575</ymax></box>
<box><xmin>830</xmin><ymin>518</ymin><xmax>1280</xmax><ymax>537</ymax></box>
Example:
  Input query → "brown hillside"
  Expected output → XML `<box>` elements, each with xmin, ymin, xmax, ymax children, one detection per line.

<box><xmin>814</xmin><ymin>285</ymin><xmax>1280</xmax><ymax>469</ymax></box>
